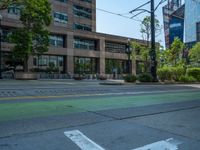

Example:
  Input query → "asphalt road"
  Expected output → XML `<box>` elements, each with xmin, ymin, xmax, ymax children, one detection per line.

<box><xmin>0</xmin><ymin>80</ymin><xmax>200</xmax><ymax>150</ymax></box>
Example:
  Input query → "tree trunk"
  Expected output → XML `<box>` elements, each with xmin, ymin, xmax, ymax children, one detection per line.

<box><xmin>24</xmin><ymin>56</ymin><xmax>29</xmax><ymax>72</ymax></box>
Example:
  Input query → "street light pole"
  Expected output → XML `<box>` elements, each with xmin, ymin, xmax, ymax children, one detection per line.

<box><xmin>0</xmin><ymin>14</ymin><xmax>2</xmax><ymax>79</ymax></box>
<box><xmin>126</xmin><ymin>39</ymin><xmax>132</xmax><ymax>75</ymax></box>
<box><xmin>150</xmin><ymin>0</ymin><xmax>157</xmax><ymax>81</ymax></box>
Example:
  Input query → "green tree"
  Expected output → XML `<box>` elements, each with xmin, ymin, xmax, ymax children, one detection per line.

<box><xmin>140</xmin><ymin>16</ymin><xmax>161</xmax><ymax>47</ymax></box>
<box><xmin>131</xmin><ymin>42</ymin><xmax>162</xmax><ymax>73</ymax></box>
<box><xmin>131</xmin><ymin>42</ymin><xmax>150</xmax><ymax>72</ymax></box>
<box><xmin>169</xmin><ymin>38</ymin><xmax>185</xmax><ymax>66</ymax></box>
<box><xmin>189</xmin><ymin>42</ymin><xmax>200</xmax><ymax>67</ymax></box>
<box><xmin>10</xmin><ymin>0</ymin><xmax>52</xmax><ymax>72</ymax></box>
<box><xmin>159</xmin><ymin>38</ymin><xmax>185</xmax><ymax>67</ymax></box>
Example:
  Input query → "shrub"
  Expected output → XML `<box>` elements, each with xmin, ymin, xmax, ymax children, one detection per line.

<box><xmin>157</xmin><ymin>67</ymin><xmax>173</xmax><ymax>81</ymax></box>
<box><xmin>171</xmin><ymin>67</ymin><xmax>186</xmax><ymax>81</ymax></box>
<box><xmin>98</xmin><ymin>75</ymin><xmax>107</xmax><ymax>80</ymax></box>
<box><xmin>124</xmin><ymin>75</ymin><xmax>137</xmax><ymax>83</ymax></box>
<box><xmin>73</xmin><ymin>74</ymin><xmax>83</xmax><ymax>80</ymax></box>
<box><xmin>187</xmin><ymin>68</ymin><xmax>200</xmax><ymax>81</ymax></box>
<box><xmin>179</xmin><ymin>75</ymin><xmax>197</xmax><ymax>83</ymax></box>
<box><xmin>157</xmin><ymin>66</ymin><xmax>185</xmax><ymax>81</ymax></box>
<box><xmin>138</xmin><ymin>73</ymin><xmax>153</xmax><ymax>82</ymax></box>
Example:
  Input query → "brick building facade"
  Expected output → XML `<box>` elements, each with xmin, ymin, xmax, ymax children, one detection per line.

<box><xmin>0</xmin><ymin>0</ymin><xmax>145</xmax><ymax>77</ymax></box>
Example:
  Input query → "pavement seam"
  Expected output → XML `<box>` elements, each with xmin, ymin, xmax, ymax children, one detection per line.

<box><xmin>0</xmin><ymin>118</ymin><xmax>115</xmax><ymax>139</ymax></box>
<box><xmin>114</xmin><ymin>105</ymin><xmax>200</xmax><ymax>120</ymax></box>
<box><xmin>125</xmin><ymin>120</ymin><xmax>200</xmax><ymax>142</ymax></box>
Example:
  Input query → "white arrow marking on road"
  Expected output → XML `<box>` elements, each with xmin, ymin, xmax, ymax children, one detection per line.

<box><xmin>64</xmin><ymin>130</ymin><xmax>182</xmax><ymax>150</ymax></box>
<box><xmin>133</xmin><ymin>138</ymin><xmax>182</xmax><ymax>150</ymax></box>
<box><xmin>64</xmin><ymin>130</ymin><xmax>105</xmax><ymax>150</ymax></box>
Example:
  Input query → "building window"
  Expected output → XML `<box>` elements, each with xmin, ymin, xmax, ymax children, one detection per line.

<box><xmin>2</xmin><ymin>29</ymin><xmax>12</xmax><ymax>42</ymax></box>
<box><xmin>58</xmin><ymin>56</ymin><xmax>64</xmax><ymax>67</ymax></box>
<box><xmin>33</xmin><ymin>55</ymin><xmax>64</xmax><ymax>72</ymax></box>
<box><xmin>56</xmin><ymin>0</ymin><xmax>67</xmax><ymax>3</ymax></box>
<box><xmin>74</xmin><ymin>57</ymin><xmax>98</xmax><ymax>74</ymax></box>
<box><xmin>38</xmin><ymin>55</ymin><xmax>49</xmax><ymax>66</ymax></box>
<box><xmin>74</xmin><ymin>37</ymin><xmax>97</xmax><ymax>50</ymax></box>
<box><xmin>73</xmin><ymin>5</ymin><xmax>92</xmax><ymax>19</ymax></box>
<box><xmin>74</xmin><ymin>23</ymin><xmax>92</xmax><ymax>31</ymax></box>
<box><xmin>80</xmin><ymin>0</ymin><xmax>92</xmax><ymax>3</ymax></box>
<box><xmin>54</xmin><ymin>12</ymin><xmax>68</xmax><ymax>24</ymax></box>
<box><xmin>105</xmin><ymin>42</ymin><xmax>126</xmax><ymax>53</ymax></box>
<box><xmin>105</xmin><ymin>59</ymin><xmax>128</xmax><ymax>74</ymax></box>
<box><xmin>50</xmin><ymin>35</ymin><xmax>65</xmax><ymax>47</ymax></box>
<box><xmin>8</xmin><ymin>5</ymin><xmax>21</xmax><ymax>15</ymax></box>
<box><xmin>197</xmin><ymin>22</ymin><xmax>200</xmax><ymax>42</ymax></box>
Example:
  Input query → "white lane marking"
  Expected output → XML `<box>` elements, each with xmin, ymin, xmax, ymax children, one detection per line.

<box><xmin>133</xmin><ymin>138</ymin><xmax>182</xmax><ymax>150</ymax></box>
<box><xmin>64</xmin><ymin>130</ymin><xmax>182</xmax><ymax>150</ymax></box>
<box><xmin>64</xmin><ymin>130</ymin><xmax>105</xmax><ymax>150</ymax></box>
<box><xmin>183</xmin><ymin>84</ymin><xmax>200</xmax><ymax>89</ymax></box>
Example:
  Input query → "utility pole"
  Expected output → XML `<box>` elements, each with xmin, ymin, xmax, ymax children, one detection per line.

<box><xmin>0</xmin><ymin>14</ymin><xmax>2</xmax><ymax>79</ymax></box>
<box><xmin>150</xmin><ymin>0</ymin><xmax>157</xmax><ymax>81</ymax></box>
<box><xmin>130</xmin><ymin>0</ymin><xmax>167</xmax><ymax>81</ymax></box>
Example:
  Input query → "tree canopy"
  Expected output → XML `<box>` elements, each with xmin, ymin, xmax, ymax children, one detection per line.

<box><xmin>10</xmin><ymin>0</ymin><xmax>52</xmax><ymax>72</ymax></box>
<box><xmin>140</xmin><ymin>16</ymin><xmax>161</xmax><ymax>47</ymax></box>
<box><xmin>189</xmin><ymin>42</ymin><xmax>200</xmax><ymax>67</ymax></box>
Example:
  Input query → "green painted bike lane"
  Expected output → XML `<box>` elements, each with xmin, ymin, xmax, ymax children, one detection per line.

<box><xmin>0</xmin><ymin>91</ymin><xmax>200</xmax><ymax>122</ymax></box>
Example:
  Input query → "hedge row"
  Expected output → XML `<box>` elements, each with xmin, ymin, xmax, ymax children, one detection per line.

<box><xmin>157</xmin><ymin>67</ymin><xmax>200</xmax><ymax>82</ymax></box>
<box><xmin>124</xmin><ymin>73</ymin><xmax>153</xmax><ymax>83</ymax></box>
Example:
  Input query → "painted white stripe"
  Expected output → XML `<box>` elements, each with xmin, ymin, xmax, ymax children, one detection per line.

<box><xmin>133</xmin><ymin>138</ymin><xmax>181</xmax><ymax>150</ymax></box>
<box><xmin>64</xmin><ymin>130</ymin><xmax>105</xmax><ymax>150</ymax></box>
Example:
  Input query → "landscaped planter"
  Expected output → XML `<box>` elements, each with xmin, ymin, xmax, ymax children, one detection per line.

<box><xmin>15</xmin><ymin>72</ymin><xmax>37</xmax><ymax>80</ymax></box>
<box><xmin>73</xmin><ymin>74</ymin><xmax>83</xmax><ymax>80</ymax></box>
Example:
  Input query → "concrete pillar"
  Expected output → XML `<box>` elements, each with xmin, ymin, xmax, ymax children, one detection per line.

<box><xmin>66</xmin><ymin>31</ymin><xmax>74</xmax><ymax>74</ymax></box>
<box><xmin>28</xmin><ymin>56</ymin><xmax>34</xmax><ymax>71</ymax></box>
<box><xmin>99</xmin><ymin>37</ymin><xmax>105</xmax><ymax>75</ymax></box>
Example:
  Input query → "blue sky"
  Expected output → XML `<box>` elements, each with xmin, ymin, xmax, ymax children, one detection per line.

<box><xmin>96</xmin><ymin>0</ymin><xmax>166</xmax><ymax>46</ymax></box>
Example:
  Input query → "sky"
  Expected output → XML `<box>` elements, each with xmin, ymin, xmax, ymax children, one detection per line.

<box><xmin>96</xmin><ymin>0</ymin><xmax>166</xmax><ymax>46</ymax></box>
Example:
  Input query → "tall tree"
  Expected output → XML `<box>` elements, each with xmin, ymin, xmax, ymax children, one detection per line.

<box><xmin>159</xmin><ymin>38</ymin><xmax>185</xmax><ymax>67</ymax></box>
<box><xmin>140</xmin><ymin>16</ymin><xmax>161</xmax><ymax>47</ymax></box>
<box><xmin>10</xmin><ymin>0</ymin><xmax>52</xmax><ymax>72</ymax></box>
<box><xmin>189</xmin><ymin>42</ymin><xmax>200</xmax><ymax>67</ymax></box>
<box><xmin>169</xmin><ymin>37</ymin><xmax>185</xmax><ymax>66</ymax></box>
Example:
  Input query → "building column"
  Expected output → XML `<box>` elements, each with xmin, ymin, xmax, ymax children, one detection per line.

<box><xmin>28</xmin><ymin>56</ymin><xmax>34</xmax><ymax>71</ymax></box>
<box><xmin>131</xmin><ymin>60</ymin><xmax>136</xmax><ymax>76</ymax></box>
<box><xmin>99</xmin><ymin>37</ymin><xmax>105</xmax><ymax>75</ymax></box>
<box><xmin>66</xmin><ymin>32</ymin><xmax>74</xmax><ymax>74</ymax></box>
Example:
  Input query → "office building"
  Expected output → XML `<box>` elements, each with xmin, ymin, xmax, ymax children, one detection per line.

<box><xmin>184</xmin><ymin>0</ymin><xmax>200</xmax><ymax>47</ymax></box>
<box><xmin>163</xmin><ymin>0</ymin><xmax>183</xmax><ymax>48</ymax></box>
<box><xmin>169</xmin><ymin>4</ymin><xmax>184</xmax><ymax>46</ymax></box>
<box><xmin>0</xmin><ymin>0</ymin><xmax>145</xmax><ymax>78</ymax></box>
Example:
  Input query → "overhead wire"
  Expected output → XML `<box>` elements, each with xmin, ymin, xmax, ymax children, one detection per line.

<box><xmin>63</xmin><ymin>0</ymin><xmax>142</xmax><ymax>22</ymax></box>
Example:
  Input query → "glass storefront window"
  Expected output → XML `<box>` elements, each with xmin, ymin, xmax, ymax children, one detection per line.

<box><xmin>105</xmin><ymin>59</ymin><xmax>128</xmax><ymax>74</ymax></box>
<box><xmin>33</xmin><ymin>55</ymin><xmax>64</xmax><ymax>72</ymax></box>
<box><xmin>58</xmin><ymin>56</ymin><xmax>64</xmax><ymax>67</ymax></box>
<box><xmin>39</xmin><ymin>55</ymin><xmax>49</xmax><ymax>66</ymax></box>
<box><xmin>74</xmin><ymin>57</ymin><xmax>98</xmax><ymax>74</ymax></box>
<box><xmin>49</xmin><ymin>56</ymin><xmax>58</xmax><ymax>66</ymax></box>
